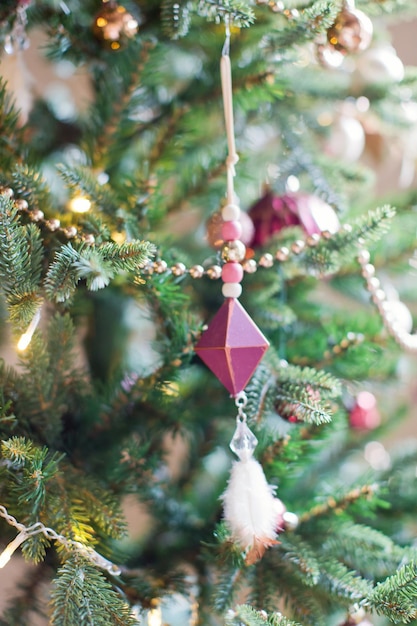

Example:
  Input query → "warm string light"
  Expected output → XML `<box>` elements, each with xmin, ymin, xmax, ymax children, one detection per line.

<box><xmin>0</xmin><ymin>531</ymin><xmax>27</xmax><ymax>568</ymax></box>
<box><xmin>0</xmin><ymin>504</ymin><xmax>121</xmax><ymax>575</ymax></box>
<box><xmin>69</xmin><ymin>195</ymin><xmax>92</xmax><ymax>214</ymax></box>
<box><xmin>147</xmin><ymin>604</ymin><xmax>162</xmax><ymax>626</ymax></box>
<box><xmin>17</xmin><ymin>307</ymin><xmax>42</xmax><ymax>352</ymax></box>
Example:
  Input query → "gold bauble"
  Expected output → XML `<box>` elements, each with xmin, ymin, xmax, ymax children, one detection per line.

<box><xmin>93</xmin><ymin>1</ymin><xmax>139</xmax><ymax>50</ymax></box>
<box><xmin>327</xmin><ymin>5</ymin><xmax>372</xmax><ymax>55</ymax></box>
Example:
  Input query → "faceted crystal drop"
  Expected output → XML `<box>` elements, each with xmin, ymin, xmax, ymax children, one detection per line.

<box><xmin>230</xmin><ymin>420</ymin><xmax>258</xmax><ymax>462</ymax></box>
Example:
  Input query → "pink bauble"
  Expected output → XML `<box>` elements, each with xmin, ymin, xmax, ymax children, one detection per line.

<box><xmin>349</xmin><ymin>391</ymin><xmax>380</xmax><ymax>430</ymax></box>
<box><xmin>248</xmin><ymin>192</ymin><xmax>339</xmax><ymax>248</ymax></box>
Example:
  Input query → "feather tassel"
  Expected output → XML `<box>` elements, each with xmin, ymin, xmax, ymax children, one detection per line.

<box><xmin>221</xmin><ymin>456</ymin><xmax>280</xmax><ymax>565</ymax></box>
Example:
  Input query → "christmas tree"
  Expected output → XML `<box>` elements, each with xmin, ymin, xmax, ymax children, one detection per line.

<box><xmin>1</xmin><ymin>0</ymin><xmax>417</xmax><ymax>624</ymax></box>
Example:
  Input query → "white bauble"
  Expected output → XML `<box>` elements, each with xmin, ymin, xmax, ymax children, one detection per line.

<box><xmin>353</xmin><ymin>45</ymin><xmax>405</xmax><ymax>88</ymax></box>
<box><xmin>325</xmin><ymin>115</ymin><xmax>365</xmax><ymax>163</ymax></box>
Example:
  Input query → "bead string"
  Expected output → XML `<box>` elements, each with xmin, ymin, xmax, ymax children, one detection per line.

<box><xmin>357</xmin><ymin>249</ymin><xmax>417</xmax><ymax>352</ymax></box>
<box><xmin>0</xmin><ymin>503</ymin><xmax>121</xmax><ymax>575</ymax></box>
<box><xmin>1</xmin><ymin>187</ymin><xmax>94</xmax><ymax>244</ymax></box>
<box><xmin>2</xmin><ymin>187</ymin><xmax>416</xmax><ymax>353</ymax></box>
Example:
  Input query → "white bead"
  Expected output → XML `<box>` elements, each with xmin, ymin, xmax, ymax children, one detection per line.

<box><xmin>357</xmin><ymin>249</ymin><xmax>370</xmax><ymax>264</ymax></box>
<box><xmin>221</xmin><ymin>203</ymin><xmax>240</xmax><ymax>221</ymax></box>
<box><xmin>222</xmin><ymin>282</ymin><xmax>242</xmax><ymax>298</ymax></box>
<box><xmin>362</xmin><ymin>263</ymin><xmax>375</xmax><ymax>278</ymax></box>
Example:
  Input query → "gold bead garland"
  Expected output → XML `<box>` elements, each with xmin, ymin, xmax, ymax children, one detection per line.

<box><xmin>2</xmin><ymin>187</ymin><xmax>90</xmax><ymax>244</ymax></box>
<box><xmin>3</xmin><ymin>186</ymin><xmax>416</xmax><ymax>353</ymax></box>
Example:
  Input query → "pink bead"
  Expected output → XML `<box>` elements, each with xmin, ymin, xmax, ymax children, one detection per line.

<box><xmin>222</xmin><ymin>262</ymin><xmax>244</xmax><ymax>283</ymax></box>
<box><xmin>221</xmin><ymin>220</ymin><xmax>242</xmax><ymax>241</ymax></box>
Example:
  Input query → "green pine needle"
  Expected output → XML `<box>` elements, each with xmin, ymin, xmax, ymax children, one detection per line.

<box><xmin>197</xmin><ymin>0</ymin><xmax>255</xmax><ymax>27</ymax></box>
<box><xmin>0</xmin><ymin>195</ymin><xmax>43</xmax><ymax>327</ymax></box>
<box><xmin>367</xmin><ymin>562</ymin><xmax>417</xmax><ymax>623</ymax></box>
<box><xmin>161</xmin><ymin>0</ymin><xmax>192</xmax><ymax>39</ymax></box>
<box><xmin>44</xmin><ymin>240</ymin><xmax>155</xmax><ymax>302</ymax></box>
<box><xmin>275</xmin><ymin>364</ymin><xmax>341</xmax><ymax>425</ymax></box>
<box><xmin>50</xmin><ymin>556</ymin><xmax>136</xmax><ymax>626</ymax></box>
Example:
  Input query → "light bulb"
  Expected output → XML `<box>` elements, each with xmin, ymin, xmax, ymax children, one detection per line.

<box><xmin>69</xmin><ymin>196</ymin><xmax>91</xmax><ymax>213</ymax></box>
<box><xmin>148</xmin><ymin>605</ymin><xmax>162</xmax><ymax>626</ymax></box>
<box><xmin>17</xmin><ymin>308</ymin><xmax>42</xmax><ymax>352</ymax></box>
<box><xmin>0</xmin><ymin>532</ymin><xmax>27</xmax><ymax>568</ymax></box>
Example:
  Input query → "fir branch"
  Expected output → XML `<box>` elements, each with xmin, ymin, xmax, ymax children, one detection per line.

<box><xmin>161</xmin><ymin>0</ymin><xmax>192</xmax><ymax>39</ymax></box>
<box><xmin>299</xmin><ymin>485</ymin><xmax>378</xmax><ymax>524</ymax></box>
<box><xmin>97</xmin><ymin>241</ymin><xmax>156</xmax><ymax>273</ymax></box>
<box><xmin>367</xmin><ymin>562</ymin><xmax>417</xmax><ymax>623</ymax></box>
<box><xmin>1</xmin><ymin>435</ymin><xmax>36</xmax><ymax>468</ymax></box>
<box><xmin>197</xmin><ymin>0</ymin><xmax>255</xmax><ymax>27</ymax></box>
<box><xmin>15</xmin><ymin>313</ymin><xmax>87</xmax><ymax>444</ymax></box>
<box><xmin>44</xmin><ymin>240</ymin><xmax>155</xmax><ymax>302</ymax></box>
<box><xmin>79</xmin><ymin>214</ymin><xmax>111</xmax><ymax>244</ymax></box>
<box><xmin>278</xmin><ymin>535</ymin><xmax>321</xmax><ymax>587</ymax></box>
<box><xmin>11</xmin><ymin>164</ymin><xmax>54</xmax><ymax>215</ymax></box>
<box><xmin>0</xmin><ymin>78</ymin><xmax>24</xmax><ymax>171</ymax></box>
<box><xmin>299</xmin><ymin>205</ymin><xmax>396</xmax><ymax>277</ymax></box>
<box><xmin>85</xmin><ymin>39</ymin><xmax>155</xmax><ymax>165</ymax></box>
<box><xmin>264</xmin><ymin>1</ymin><xmax>339</xmax><ymax>49</ymax></box>
<box><xmin>361</xmin><ymin>0</ymin><xmax>416</xmax><ymax>16</ymax></box>
<box><xmin>317</xmin><ymin>557</ymin><xmax>373</xmax><ymax>602</ymax></box>
<box><xmin>275</xmin><ymin>364</ymin><xmax>341</xmax><ymax>425</ymax></box>
<box><xmin>51</xmin><ymin>555</ymin><xmax>136</xmax><ymax>626</ymax></box>
<box><xmin>44</xmin><ymin>244</ymin><xmax>84</xmax><ymax>303</ymax></box>
<box><xmin>268</xmin><ymin>614</ymin><xmax>303</xmax><ymax>626</ymax></box>
<box><xmin>213</xmin><ymin>564</ymin><xmax>246</xmax><ymax>612</ymax></box>
<box><xmin>225</xmin><ymin>604</ymin><xmax>303</xmax><ymax>626</ymax></box>
<box><xmin>63</xmin><ymin>470</ymin><xmax>126</xmax><ymax>540</ymax></box>
<box><xmin>56</xmin><ymin>164</ymin><xmax>120</xmax><ymax>217</ymax></box>
<box><xmin>323</xmin><ymin>523</ymin><xmax>416</xmax><ymax>577</ymax></box>
<box><xmin>224</xmin><ymin>604</ymin><xmax>273</xmax><ymax>626</ymax></box>
<box><xmin>0</xmin><ymin>194</ymin><xmax>43</xmax><ymax>326</ymax></box>
<box><xmin>328</xmin><ymin>205</ymin><xmax>396</xmax><ymax>255</ymax></box>
<box><xmin>1</xmin><ymin>436</ymin><xmax>63</xmax><ymax>544</ymax></box>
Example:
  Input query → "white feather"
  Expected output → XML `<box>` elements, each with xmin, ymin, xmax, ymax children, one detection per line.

<box><xmin>221</xmin><ymin>456</ymin><xmax>278</xmax><ymax>551</ymax></box>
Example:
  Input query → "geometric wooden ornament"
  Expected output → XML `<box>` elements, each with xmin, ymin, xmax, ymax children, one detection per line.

<box><xmin>195</xmin><ymin>298</ymin><xmax>269</xmax><ymax>396</ymax></box>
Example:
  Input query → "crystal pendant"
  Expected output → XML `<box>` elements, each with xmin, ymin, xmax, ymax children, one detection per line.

<box><xmin>230</xmin><ymin>420</ymin><xmax>258</xmax><ymax>462</ymax></box>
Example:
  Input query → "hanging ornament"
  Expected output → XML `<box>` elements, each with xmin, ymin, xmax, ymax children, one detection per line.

<box><xmin>93</xmin><ymin>1</ymin><xmax>139</xmax><ymax>50</ymax></box>
<box><xmin>352</xmin><ymin>45</ymin><xmax>405</xmax><ymax>90</ymax></box>
<box><xmin>326</xmin><ymin>0</ymin><xmax>373</xmax><ymax>55</ymax></box>
<box><xmin>194</xmin><ymin>24</ymin><xmax>282</xmax><ymax>564</ymax></box>
<box><xmin>221</xmin><ymin>411</ymin><xmax>279</xmax><ymax>565</ymax></box>
<box><xmin>247</xmin><ymin>191</ymin><xmax>339</xmax><ymax>248</ymax></box>
<box><xmin>195</xmin><ymin>299</ymin><xmax>269</xmax><ymax>396</ymax></box>
<box><xmin>348</xmin><ymin>391</ymin><xmax>380</xmax><ymax>431</ymax></box>
<box><xmin>324</xmin><ymin>114</ymin><xmax>365</xmax><ymax>163</ymax></box>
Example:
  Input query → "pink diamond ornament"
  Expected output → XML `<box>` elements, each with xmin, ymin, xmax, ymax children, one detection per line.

<box><xmin>195</xmin><ymin>298</ymin><xmax>269</xmax><ymax>396</ymax></box>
